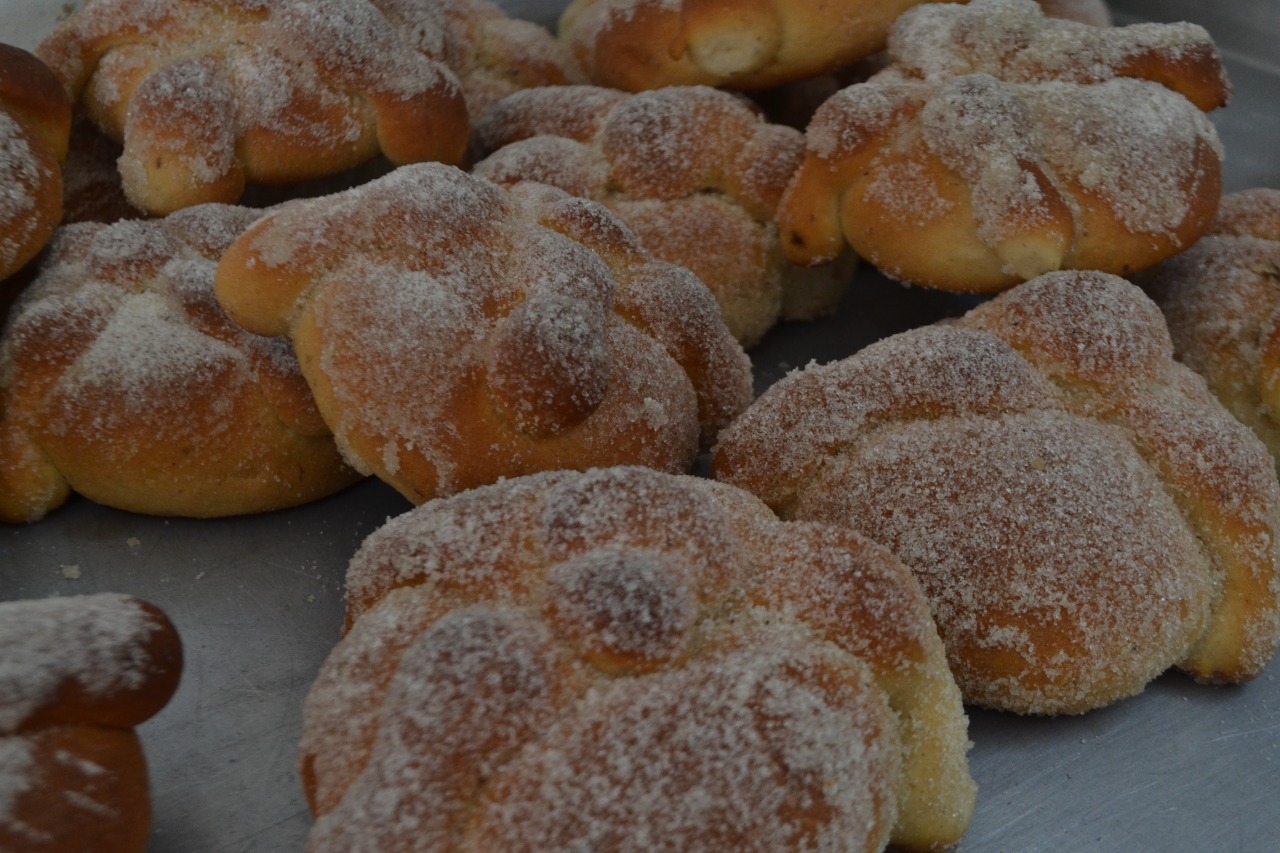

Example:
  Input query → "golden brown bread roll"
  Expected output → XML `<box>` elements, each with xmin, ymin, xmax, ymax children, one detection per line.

<box><xmin>214</xmin><ymin>163</ymin><xmax>752</xmax><ymax>506</ymax></box>
<box><xmin>0</xmin><ymin>204</ymin><xmax>360</xmax><ymax>524</ymax></box>
<box><xmin>713</xmin><ymin>271</ymin><xmax>1280</xmax><ymax>715</ymax></box>
<box><xmin>472</xmin><ymin>84</ymin><xmax>851</xmax><ymax>346</ymax></box>
<box><xmin>1142</xmin><ymin>188</ymin><xmax>1280</xmax><ymax>471</ymax></box>
<box><xmin>0</xmin><ymin>43</ymin><xmax>72</xmax><ymax>283</ymax></box>
<box><xmin>433</xmin><ymin>0</ymin><xmax>586</xmax><ymax>115</ymax></box>
<box><xmin>37</xmin><ymin>0</ymin><xmax>470</xmax><ymax>216</ymax></box>
<box><xmin>300</xmin><ymin>466</ymin><xmax>976</xmax><ymax>851</ymax></box>
<box><xmin>779</xmin><ymin>0</ymin><xmax>1229</xmax><ymax>292</ymax></box>
<box><xmin>557</xmin><ymin>0</ymin><xmax>940</xmax><ymax>92</ymax></box>
<box><xmin>0</xmin><ymin>592</ymin><xmax>182</xmax><ymax>853</ymax></box>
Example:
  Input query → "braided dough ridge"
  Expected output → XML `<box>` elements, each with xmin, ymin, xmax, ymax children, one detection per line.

<box><xmin>0</xmin><ymin>204</ymin><xmax>359</xmax><ymax>523</ymax></box>
<box><xmin>214</xmin><ymin>163</ymin><xmax>752</xmax><ymax>505</ymax></box>
<box><xmin>779</xmin><ymin>0</ymin><xmax>1229</xmax><ymax>292</ymax></box>
<box><xmin>300</xmin><ymin>466</ymin><xmax>976</xmax><ymax>851</ymax></box>
<box><xmin>713</xmin><ymin>271</ymin><xmax>1280</xmax><ymax>714</ymax></box>
<box><xmin>472</xmin><ymin>84</ymin><xmax>849</xmax><ymax>347</ymax></box>
<box><xmin>37</xmin><ymin>0</ymin><xmax>471</xmax><ymax>215</ymax></box>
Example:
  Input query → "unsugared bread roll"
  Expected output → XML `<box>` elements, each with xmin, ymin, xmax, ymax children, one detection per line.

<box><xmin>0</xmin><ymin>44</ymin><xmax>72</xmax><ymax>282</ymax></box>
<box><xmin>780</xmin><ymin>0</ymin><xmax>1228</xmax><ymax>292</ymax></box>
<box><xmin>300</xmin><ymin>466</ymin><xmax>977</xmax><ymax>851</ymax></box>
<box><xmin>1143</xmin><ymin>189</ymin><xmax>1280</xmax><ymax>471</ymax></box>
<box><xmin>0</xmin><ymin>204</ymin><xmax>360</xmax><ymax>524</ymax></box>
<box><xmin>558</xmin><ymin>0</ymin><xmax>940</xmax><ymax>92</ymax></box>
<box><xmin>473</xmin><ymin>84</ymin><xmax>850</xmax><ymax>347</ymax></box>
<box><xmin>214</xmin><ymin>163</ymin><xmax>752</xmax><ymax>506</ymax></box>
<box><xmin>37</xmin><ymin>0</ymin><xmax>470</xmax><ymax>216</ymax></box>
<box><xmin>713</xmin><ymin>271</ymin><xmax>1280</xmax><ymax>715</ymax></box>
<box><xmin>0</xmin><ymin>593</ymin><xmax>182</xmax><ymax>853</ymax></box>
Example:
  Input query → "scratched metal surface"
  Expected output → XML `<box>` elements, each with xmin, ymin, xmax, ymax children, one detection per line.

<box><xmin>0</xmin><ymin>2</ymin><xmax>1277</xmax><ymax>852</ymax></box>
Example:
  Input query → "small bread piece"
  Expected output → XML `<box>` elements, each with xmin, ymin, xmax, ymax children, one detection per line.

<box><xmin>300</xmin><ymin>467</ymin><xmax>976</xmax><ymax>851</ymax></box>
<box><xmin>473</xmin><ymin>84</ymin><xmax>850</xmax><ymax>347</ymax></box>
<box><xmin>0</xmin><ymin>44</ymin><xmax>72</xmax><ymax>282</ymax></box>
<box><xmin>37</xmin><ymin>0</ymin><xmax>470</xmax><ymax>216</ymax></box>
<box><xmin>0</xmin><ymin>204</ymin><xmax>360</xmax><ymax>523</ymax></box>
<box><xmin>0</xmin><ymin>592</ymin><xmax>182</xmax><ymax>853</ymax></box>
<box><xmin>215</xmin><ymin>163</ymin><xmax>752</xmax><ymax>505</ymax></box>
<box><xmin>714</xmin><ymin>271</ymin><xmax>1280</xmax><ymax>715</ymax></box>
<box><xmin>779</xmin><ymin>0</ymin><xmax>1228</xmax><ymax>292</ymax></box>
<box><xmin>1143</xmin><ymin>189</ymin><xmax>1280</xmax><ymax>471</ymax></box>
<box><xmin>558</xmin><ymin>0</ymin><xmax>938</xmax><ymax>92</ymax></box>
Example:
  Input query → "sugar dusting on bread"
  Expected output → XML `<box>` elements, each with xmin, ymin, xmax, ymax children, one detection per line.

<box><xmin>0</xmin><ymin>594</ymin><xmax>161</xmax><ymax>733</ymax></box>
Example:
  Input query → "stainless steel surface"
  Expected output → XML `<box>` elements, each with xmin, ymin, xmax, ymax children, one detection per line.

<box><xmin>1</xmin><ymin>2</ymin><xmax>1278</xmax><ymax>851</ymax></box>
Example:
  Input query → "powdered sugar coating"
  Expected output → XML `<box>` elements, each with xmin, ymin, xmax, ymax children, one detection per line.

<box><xmin>714</xmin><ymin>272</ymin><xmax>1280</xmax><ymax>713</ymax></box>
<box><xmin>215</xmin><ymin>163</ymin><xmax>752</xmax><ymax>505</ymax></box>
<box><xmin>38</xmin><ymin>0</ymin><xmax>469</xmax><ymax>213</ymax></box>
<box><xmin>301</xmin><ymin>467</ymin><xmax>977</xmax><ymax>850</ymax></box>
<box><xmin>0</xmin><ymin>205</ymin><xmax>357</xmax><ymax>522</ymax></box>
<box><xmin>0</xmin><ymin>114</ymin><xmax>42</xmax><ymax>272</ymax></box>
<box><xmin>1143</xmin><ymin>189</ymin><xmax>1280</xmax><ymax>469</ymax></box>
<box><xmin>780</xmin><ymin>0</ymin><xmax>1228</xmax><ymax>291</ymax></box>
<box><xmin>473</xmin><ymin>84</ymin><xmax>843</xmax><ymax>347</ymax></box>
<box><xmin>0</xmin><ymin>594</ymin><xmax>161</xmax><ymax>733</ymax></box>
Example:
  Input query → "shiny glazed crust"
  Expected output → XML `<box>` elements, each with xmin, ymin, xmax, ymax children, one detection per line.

<box><xmin>558</xmin><ymin>0</ymin><xmax>936</xmax><ymax>92</ymax></box>
<box><xmin>713</xmin><ymin>271</ymin><xmax>1280</xmax><ymax>714</ymax></box>
<box><xmin>0</xmin><ymin>44</ymin><xmax>72</xmax><ymax>282</ymax></box>
<box><xmin>0</xmin><ymin>205</ymin><xmax>360</xmax><ymax>524</ymax></box>
<box><xmin>214</xmin><ymin>163</ymin><xmax>752</xmax><ymax>506</ymax></box>
<box><xmin>0</xmin><ymin>593</ymin><xmax>183</xmax><ymax>853</ymax></box>
<box><xmin>779</xmin><ymin>0</ymin><xmax>1229</xmax><ymax>292</ymax></box>
<box><xmin>472</xmin><ymin>84</ymin><xmax>848</xmax><ymax>347</ymax></box>
<box><xmin>299</xmin><ymin>467</ymin><xmax>976</xmax><ymax>851</ymax></box>
<box><xmin>36</xmin><ymin>0</ymin><xmax>470</xmax><ymax>215</ymax></box>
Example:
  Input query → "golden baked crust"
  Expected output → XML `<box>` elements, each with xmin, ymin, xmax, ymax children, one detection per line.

<box><xmin>0</xmin><ymin>44</ymin><xmax>72</xmax><ymax>282</ymax></box>
<box><xmin>713</xmin><ymin>271</ymin><xmax>1280</xmax><ymax>715</ymax></box>
<box><xmin>779</xmin><ymin>0</ymin><xmax>1229</xmax><ymax>292</ymax></box>
<box><xmin>300</xmin><ymin>467</ymin><xmax>976</xmax><ymax>851</ymax></box>
<box><xmin>37</xmin><ymin>0</ymin><xmax>470</xmax><ymax>215</ymax></box>
<box><xmin>558</xmin><ymin>0</ymin><xmax>939</xmax><ymax>92</ymax></box>
<box><xmin>473</xmin><ymin>84</ymin><xmax>850</xmax><ymax>347</ymax></box>
<box><xmin>214</xmin><ymin>163</ymin><xmax>752</xmax><ymax>506</ymax></box>
<box><xmin>0</xmin><ymin>205</ymin><xmax>360</xmax><ymax>524</ymax></box>
<box><xmin>0</xmin><ymin>593</ymin><xmax>182</xmax><ymax>853</ymax></box>
<box><xmin>1143</xmin><ymin>189</ymin><xmax>1280</xmax><ymax>472</ymax></box>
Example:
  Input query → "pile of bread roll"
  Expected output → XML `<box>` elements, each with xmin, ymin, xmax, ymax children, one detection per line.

<box><xmin>2</xmin><ymin>0</ymin><xmax>1278</xmax><ymax>850</ymax></box>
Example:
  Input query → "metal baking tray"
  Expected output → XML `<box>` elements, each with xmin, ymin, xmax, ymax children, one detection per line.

<box><xmin>1</xmin><ymin>2</ymin><xmax>1277</xmax><ymax>850</ymax></box>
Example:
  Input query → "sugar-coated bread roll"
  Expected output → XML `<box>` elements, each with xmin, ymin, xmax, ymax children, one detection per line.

<box><xmin>300</xmin><ymin>466</ymin><xmax>976</xmax><ymax>851</ymax></box>
<box><xmin>473</xmin><ymin>84</ymin><xmax>850</xmax><ymax>347</ymax></box>
<box><xmin>0</xmin><ymin>592</ymin><xmax>182</xmax><ymax>853</ymax></box>
<box><xmin>0</xmin><ymin>204</ymin><xmax>360</xmax><ymax>523</ymax></box>
<box><xmin>37</xmin><ymin>0</ymin><xmax>471</xmax><ymax>216</ymax></box>
<box><xmin>1143</xmin><ymin>189</ymin><xmax>1280</xmax><ymax>471</ymax></box>
<box><xmin>714</xmin><ymin>271</ymin><xmax>1280</xmax><ymax>715</ymax></box>
<box><xmin>214</xmin><ymin>163</ymin><xmax>752</xmax><ymax>506</ymax></box>
<box><xmin>558</xmin><ymin>0</ymin><xmax>939</xmax><ymax>92</ymax></box>
<box><xmin>0</xmin><ymin>44</ymin><xmax>72</xmax><ymax>282</ymax></box>
<box><xmin>436</xmin><ymin>0</ymin><xmax>585</xmax><ymax>115</ymax></box>
<box><xmin>780</xmin><ymin>0</ymin><xmax>1228</xmax><ymax>292</ymax></box>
